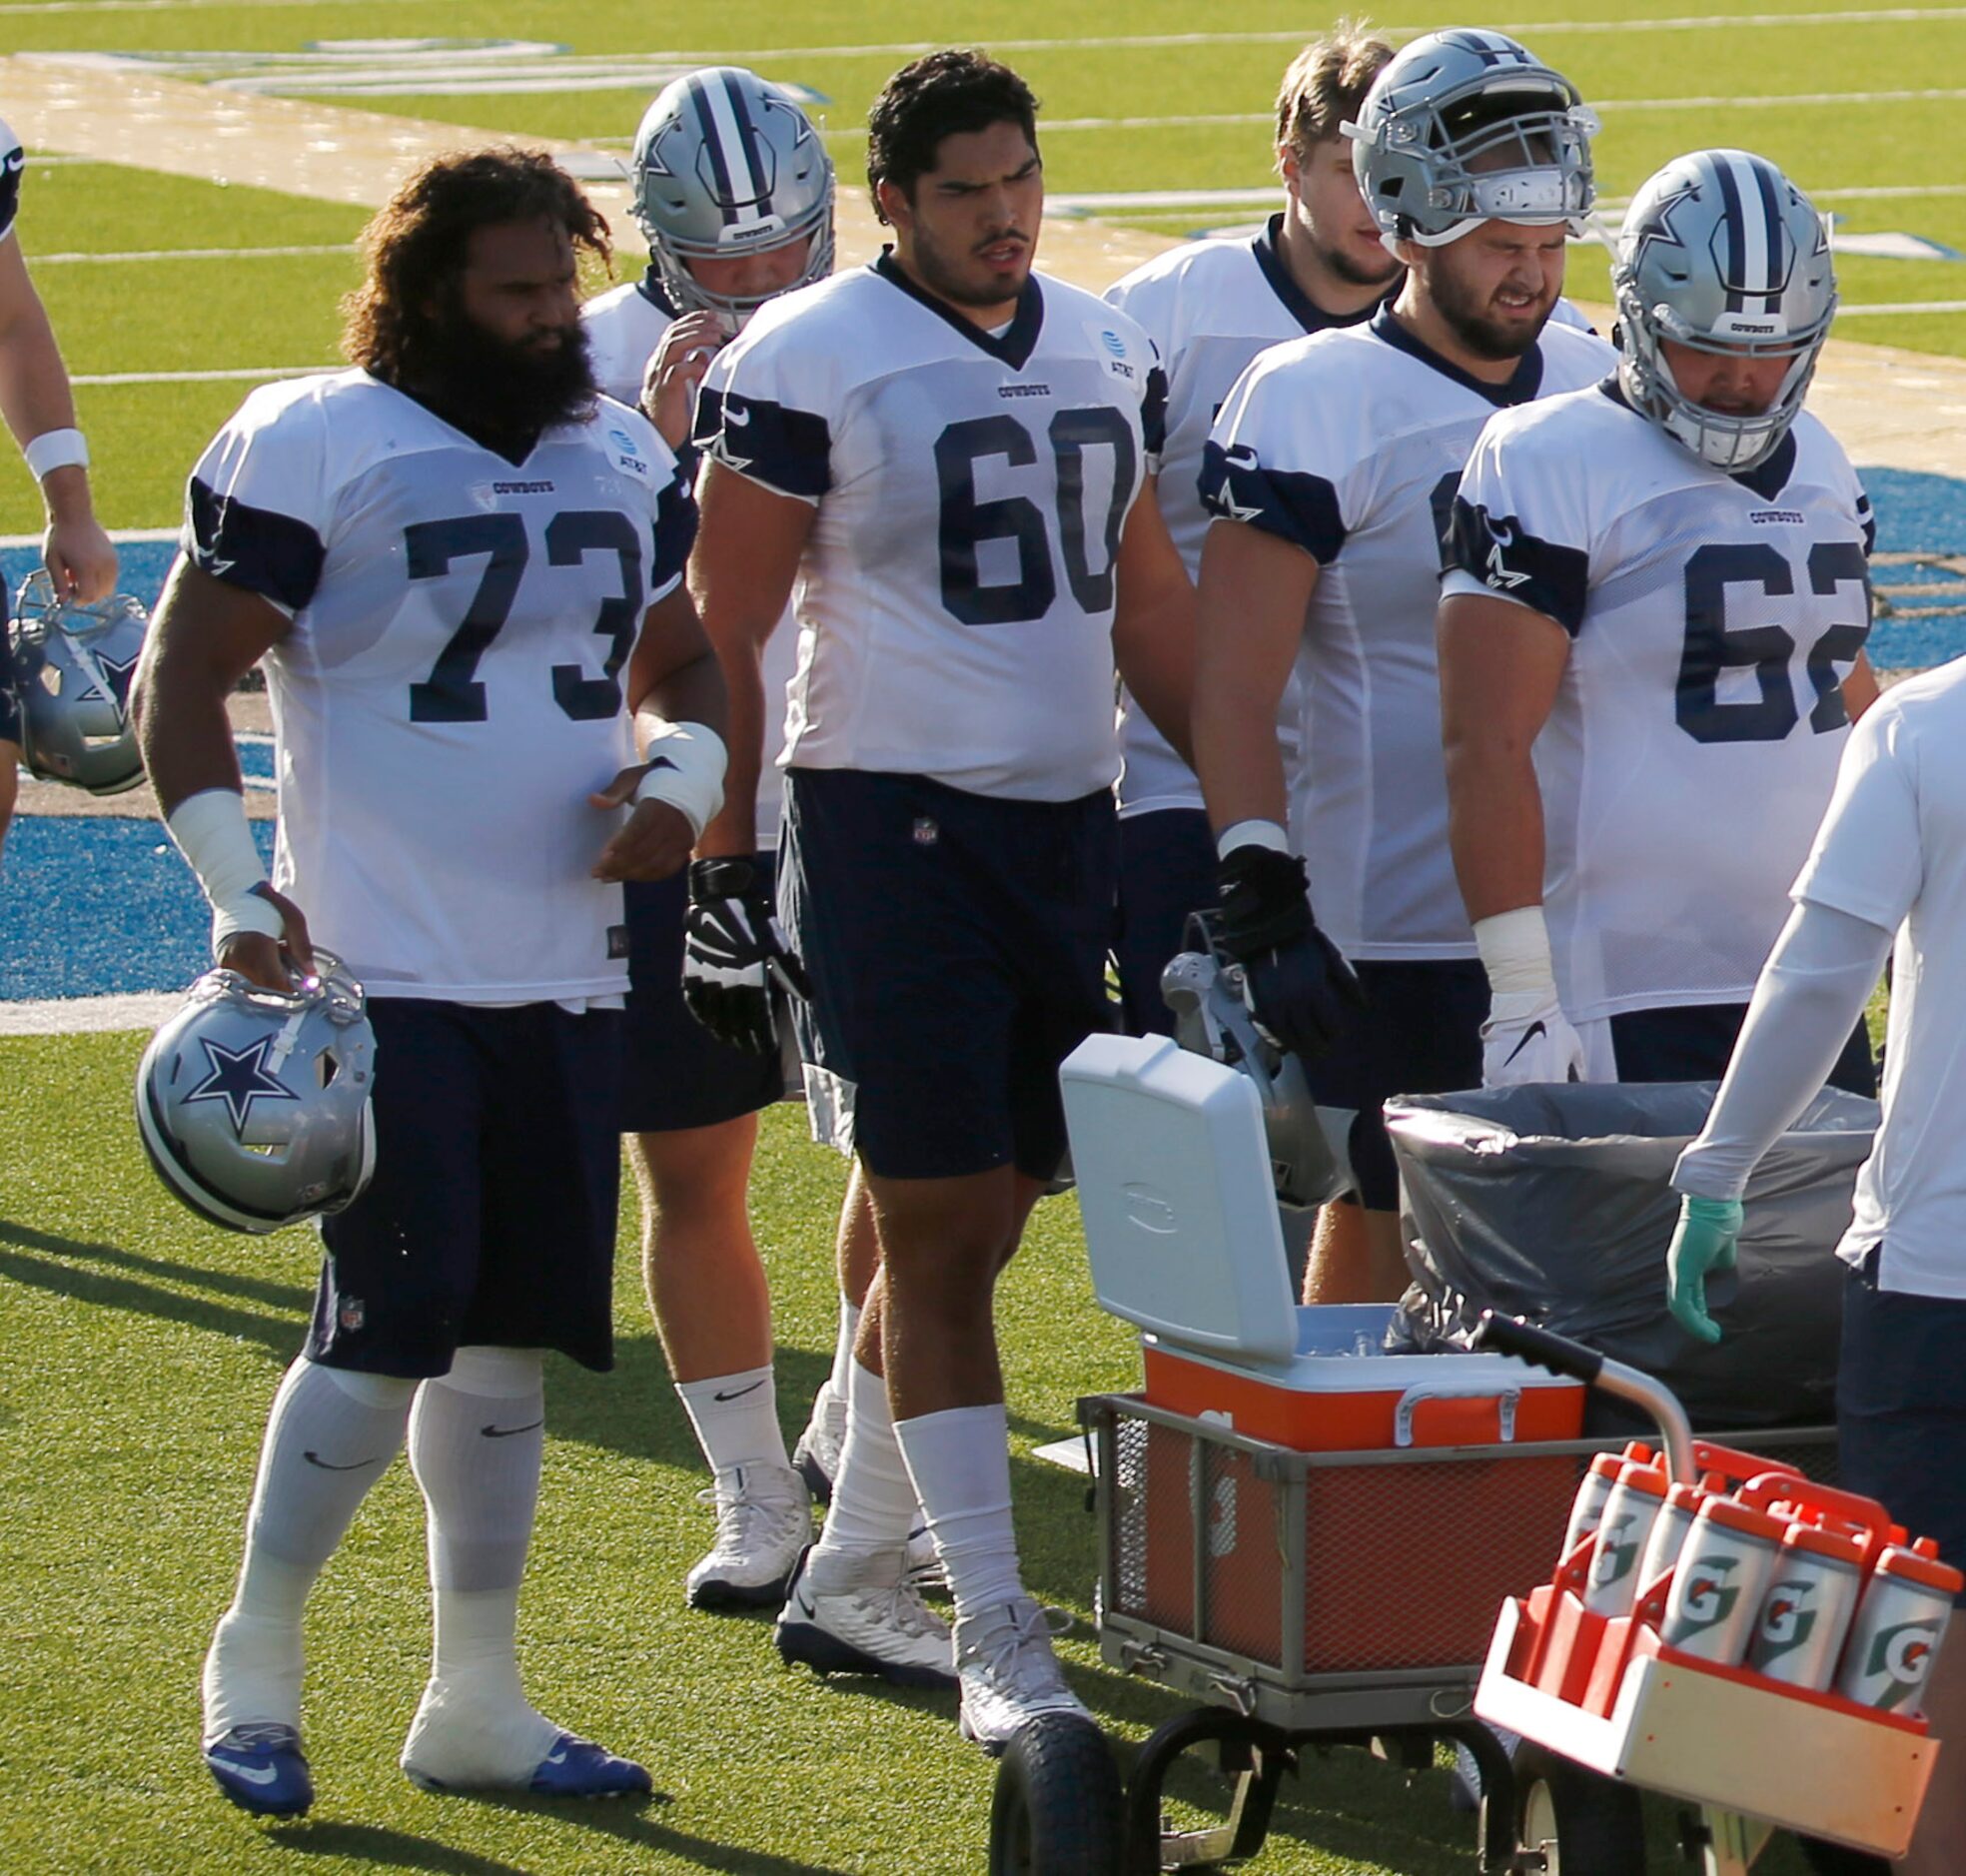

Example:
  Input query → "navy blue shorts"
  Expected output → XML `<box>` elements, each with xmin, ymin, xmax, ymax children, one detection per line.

<box><xmin>1113</xmin><ymin>807</ymin><xmax>1215</xmax><ymax>1039</ymax></box>
<box><xmin>310</xmin><ymin>1000</ymin><xmax>623</xmax><ymax>1377</ymax></box>
<box><xmin>1608</xmin><ymin>1002</ymin><xmax>1876</xmax><ymax>1098</ymax></box>
<box><xmin>781</xmin><ymin>768</ymin><xmax>1118</xmax><ymax>1182</ymax></box>
<box><xmin>1307</xmin><ymin>957</ymin><xmax>1488</xmax><ymax>1213</ymax></box>
<box><xmin>0</xmin><ymin>574</ymin><xmax>19</xmax><ymax>748</ymax></box>
<box><xmin>620</xmin><ymin>860</ymin><xmax>785</xmax><ymax>1134</ymax></box>
<box><xmin>1839</xmin><ymin>1249</ymin><xmax>1966</xmax><ymax>1601</ymax></box>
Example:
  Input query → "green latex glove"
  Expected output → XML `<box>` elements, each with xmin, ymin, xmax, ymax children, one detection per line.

<box><xmin>1666</xmin><ymin>1194</ymin><xmax>1743</xmax><ymax>1346</ymax></box>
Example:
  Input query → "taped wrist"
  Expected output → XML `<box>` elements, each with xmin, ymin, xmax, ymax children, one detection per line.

<box><xmin>1474</xmin><ymin>905</ymin><xmax>1558</xmax><ymax>999</ymax></box>
<box><xmin>165</xmin><ymin>788</ymin><xmax>284</xmax><ymax>957</ymax></box>
<box><xmin>1216</xmin><ymin>845</ymin><xmax>1312</xmax><ymax>956</ymax></box>
<box><xmin>633</xmin><ymin>719</ymin><xmax>727</xmax><ymax>839</ymax></box>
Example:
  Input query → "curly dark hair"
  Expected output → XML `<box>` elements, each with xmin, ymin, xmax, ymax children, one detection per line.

<box><xmin>342</xmin><ymin>146</ymin><xmax>611</xmax><ymax>381</ymax></box>
<box><xmin>865</xmin><ymin>49</ymin><xmax>1040</xmax><ymax>216</ymax></box>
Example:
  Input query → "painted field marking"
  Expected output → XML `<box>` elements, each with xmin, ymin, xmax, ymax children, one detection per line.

<box><xmin>30</xmin><ymin>243</ymin><xmax>356</xmax><ymax>265</ymax></box>
<box><xmin>15</xmin><ymin>7</ymin><xmax>1966</xmax><ymax>42</ymax></box>
<box><xmin>67</xmin><ymin>365</ymin><xmax>335</xmax><ymax>387</ymax></box>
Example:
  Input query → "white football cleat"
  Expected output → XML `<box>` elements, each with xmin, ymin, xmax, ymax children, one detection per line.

<box><xmin>686</xmin><ymin>1462</ymin><xmax>812</xmax><ymax>1612</ymax></box>
<box><xmin>955</xmin><ymin>1595</ymin><xmax>1089</xmax><ymax>1755</ymax></box>
<box><xmin>774</xmin><ymin>1545</ymin><xmax>955</xmax><ymax>1688</ymax></box>
<box><xmin>790</xmin><ymin>1383</ymin><xmax>845</xmax><ymax>1503</ymax></box>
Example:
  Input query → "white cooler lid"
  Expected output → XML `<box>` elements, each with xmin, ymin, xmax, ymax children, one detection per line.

<box><xmin>1060</xmin><ymin>1032</ymin><xmax>1297</xmax><ymax>1364</ymax></box>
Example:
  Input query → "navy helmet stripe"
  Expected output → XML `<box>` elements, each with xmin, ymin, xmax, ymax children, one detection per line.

<box><xmin>719</xmin><ymin>69</ymin><xmax>770</xmax><ymax>202</ymax></box>
<box><xmin>1749</xmin><ymin>155</ymin><xmax>1787</xmax><ymax>310</ymax></box>
<box><xmin>1710</xmin><ymin>154</ymin><xmax>1748</xmax><ymax>313</ymax></box>
<box><xmin>685</xmin><ymin>76</ymin><xmax>740</xmax><ymax>224</ymax></box>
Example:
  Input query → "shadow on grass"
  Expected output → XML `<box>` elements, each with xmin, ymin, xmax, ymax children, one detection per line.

<box><xmin>430</xmin><ymin>1789</ymin><xmax>862</xmax><ymax>1875</ymax></box>
<box><xmin>0</xmin><ymin>1220</ymin><xmax>304</xmax><ymax>1363</ymax></box>
<box><xmin>0</xmin><ymin>1215</ymin><xmax>314</xmax><ymax>1311</ymax></box>
<box><xmin>268</xmin><ymin>1819</ymin><xmax>536</xmax><ymax>1875</ymax></box>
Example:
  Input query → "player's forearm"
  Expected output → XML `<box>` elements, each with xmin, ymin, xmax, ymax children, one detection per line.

<box><xmin>1445</xmin><ymin>735</ymin><xmax>1548</xmax><ymax>924</ymax></box>
<box><xmin>1673</xmin><ymin>901</ymin><xmax>1891</xmax><ymax>1201</ymax></box>
<box><xmin>0</xmin><ymin>286</ymin><xmax>82</xmax><ymax>461</ymax></box>
<box><xmin>132</xmin><ymin>647</ymin><xmax>247</xmax><ymax>814</ymax></box>
<box><xmin>693</xmin><ymin>630</ymin><xmax>767</xmax><ymax>857</ymax></box>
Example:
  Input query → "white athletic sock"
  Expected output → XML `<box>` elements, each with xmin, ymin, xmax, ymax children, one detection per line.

<box><xmin>808</xmin><ymin>1358</ymin><xmax>918</xmax><ymax>1586</ymax></box>
<box><xmin>203</xmin><ymin>1359</ymin><xmax>416</xmax><ymax>1743</ymax></box>
<box><xmin>827</xmin><ymin>1299</ymin><xmax>861</xmax><ymax>1403</ymax></box>
<box><xmin>894</xmin><ymin>1403</ymin><xmax>1023</xmax><ymax>1622</ymax></box>
<box><xmin>400</xmin><ymin>1347</ymin><xmax>559</xmax><ymax>1784</ymax></box>
<box><xmin>675</xmin><ymin>1365</ymin><xmax>790</xmax><ymax>1479</ymax></box>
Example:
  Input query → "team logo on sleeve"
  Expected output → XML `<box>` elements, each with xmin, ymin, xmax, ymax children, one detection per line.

<box><xmin>1482</xmin><ymin>517</ymin><xmax>1531</xmax><ymax>590</ymax></box>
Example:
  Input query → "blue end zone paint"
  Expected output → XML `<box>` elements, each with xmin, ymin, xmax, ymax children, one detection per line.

<box><xmin>4</xmin><ymin>480</ymin><xmax>1965</xmax><ymax>1007</ymax></box>
<box><xmin>1</xmin><ymin>816</ymin><xmax>274</xmax><ymax>1000</ymax></box>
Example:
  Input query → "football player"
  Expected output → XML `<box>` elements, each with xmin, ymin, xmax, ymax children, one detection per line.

<box><xmin>0</xmin><ymin>110</ymin><xmax>117</xmax><ymax>854</ymax></box>
<box><xmin>686</xmin><ymin>49</ymin><xmax>1191</xmax><ymax>1745</ymax></box>
<box><xmin>1191</xmin><ymin>29</ymin><xmax>1610</xmax><ymax>1303</ymax></box>
<box><xmin>134</xmin><ymin>149</ymin><xmax>722</xmax><ymax>1816</ymax></box>
<box><xmin>1100</xmin><ymin>23</ymin><xmax>1397</xmax><ymax>1037</ymax></box>
<box><xmin>582</xmin><ymin>67</ymin><xmax>844</xmax><ymax>1613</ymax></box>
<box><xmin>1440</xmin><ymin>149</ymin><xmax>1878</xmax><ymax>1095</ymax></box>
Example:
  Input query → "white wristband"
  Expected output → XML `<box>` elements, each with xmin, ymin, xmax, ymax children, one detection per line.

<box><xmin>1473</xmin><ymin>904</ymin><xmax>1558</xmax><ymax>999</ymax></box>
<box><xmin>632</xmin><ymin>718</ymin><xmax>727</xmax><ymax>840</ymax></box>
<box><xmin>165</xmin><ymin>787</ymin><xmax>285</xmax><ymax>958</ymax></box>
<box><xmin>1216</xmin><ymin>818</ymin><xmax>1291</xmax><ymax>860</ymax></box>
<box><xmin>24</xmin><ymin>428</ymin><xmax>89</xmax><ymax>480</ymax></box>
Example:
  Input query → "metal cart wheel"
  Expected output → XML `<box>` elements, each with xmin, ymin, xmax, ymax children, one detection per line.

<box><xmin>1511</xmin><ymin>1742</ymin><xmax>1647</xmax><ymax>1875</ymax></box>
<box><xmin>988</xmin><ymin>1714</ymin><xmax>1127</xmax><ymax>1876</ymax></box>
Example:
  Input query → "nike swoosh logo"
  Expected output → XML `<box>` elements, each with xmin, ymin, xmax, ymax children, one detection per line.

<box><xmin>4</xmin><ymin>154</ymin><xmax>23</xmax><ymax>174</ymax></box>
<box><xmin>724</xmin><ymin>405</ymin><xmax>751</xmax><ymax>427</ymax></box>
<box><xmin>209</xmin><ymin>1757</ymin><xmax>280</xmax><ymax>1785</ymax></box>
<box><xmin>712</xmin><ymin>1380</ymin><xmax>766</xmax><ymax>1403</ymax></box>
<box><xmin>303</xmin><ymin>1449</ymin><xmax>388</xmax><ymax>1471</ymax></box>
<box><xmin>481</xmin><ymin>1418</ymin><xmax>545</xmax><ymax>1438</ymax></box>
<box><xmin>541</xmin><ymin>1746</ymin><xmax>568</xmax><ymax>1766</ymax></box>
<box><xmin>1503</xmin><ymin>1021</ymin><xmax>1547</xmax><ymax>1067</ymax></box>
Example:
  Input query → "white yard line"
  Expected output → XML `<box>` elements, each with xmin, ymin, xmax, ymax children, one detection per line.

<box><xmin>30</xmin><ymin>242</ymin><xmax>355</xmax><ymax>265</ymax></box>
<box><xmin>67</xmin><ymin>365</ymin><xmax>335</xmax><ymax>386</ymax></box>
<box><xmin>0</xmin><ymin>992</ymin><xmax>179</xmax><ymax>1036</ymax></box>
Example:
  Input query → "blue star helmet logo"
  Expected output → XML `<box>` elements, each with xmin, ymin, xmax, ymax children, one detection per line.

<box><xmin>183</xmin><ymin>1035</ymin><xmax>300</xmax><ymax>1134</ymax></box>
<box><xmin>83</xmin><ymin>646</ymin><xmax>141</xmax><ymax>715</ymax></box>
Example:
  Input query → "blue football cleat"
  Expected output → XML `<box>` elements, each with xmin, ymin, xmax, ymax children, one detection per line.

<box><xmin>526</xmin><ymin>1733</ymin><xmax>651</xmax><ymax>1800</ymax></box>
<box><xmin>203</xmin><ymin>1722</ymin><xmax>314</xmax><ymax>1817</ymax></box>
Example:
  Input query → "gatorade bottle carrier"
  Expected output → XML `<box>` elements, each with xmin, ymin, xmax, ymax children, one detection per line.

<box><xmin>1474</xmin><ymin>1313</ymin><xmax>1953</xmax><ymax>1869</ymax></box>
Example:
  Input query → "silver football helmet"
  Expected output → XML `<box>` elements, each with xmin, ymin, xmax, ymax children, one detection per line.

<box><xmin>137</xmin><ymin>953</ymin><xmax>377</xmax><ymax>1236</ymax></box>
<box><xmin>1344</xmin><ymin>28</ymin><xmax>1596</xmax><ymax>249</ymax></box>
<box><xmin>6</xmin><ymin>568</ymin><xmax>147</xmax><ymax>794</ymax></box>
<box><xmin>1614</xmin><ymin>149</ymin><xmax>1836</xmax><ymax>472</ymax></box>
<box><xmin>630</xmin><ymin>67</ymin><xmax>834</xmax><ymax>327</ymax></box>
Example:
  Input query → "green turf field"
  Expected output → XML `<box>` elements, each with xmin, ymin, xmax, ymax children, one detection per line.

<box><xmin>4</xmin><ymin>0</ymin><xmax>1966</xmax><ymax>532</ymax></box>
<box><xmin>0</xmin><ymin>1032</ymin><xmax>1830</xmax><ymax>1875</ymax></box>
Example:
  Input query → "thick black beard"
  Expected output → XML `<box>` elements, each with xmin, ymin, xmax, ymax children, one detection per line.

<box><xmin>1430</xmin><ymin>258</ymin><xmax>1550</xmax><ymax>362</ymax></box>
<box><xmin>396</xmin><ymin>312</ymin><xmax>598</xmax><ymax>454</ymax></box>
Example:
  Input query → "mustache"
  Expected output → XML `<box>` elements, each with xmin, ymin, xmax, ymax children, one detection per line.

<box><xmin>973</xmin><ymin>228</ymin><xmax>1030</xmax><ymax>254</ymax></box>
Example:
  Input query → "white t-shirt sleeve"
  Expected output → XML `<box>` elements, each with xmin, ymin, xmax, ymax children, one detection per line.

<box><xmin>0</xmin><ymin>116</ymin><xmax>22</xmax><ymax>245</ymax></box>
<box><xmin>182</xmin><ymin>384</ymin><xmax>333</xmax><ymax>617</ymax></box>
<box><xmin>1198</xmin><ymin>350</ymin><xmax>1352</xmax><ymax>564</ymax></box>
<box><xmin>1441</xmin><ymin>411</ymin><xmax>1592</xmax><ymax>633</ymax></box>
<box><xmin>692</xmin><ymin>315</ymin><xmax>833</xmax><ymax>504</ymax></box>
<box><xmin>1792</xmin><ymin>698</ymin><xmax>1924</xmax><ymax>932</ymax></box>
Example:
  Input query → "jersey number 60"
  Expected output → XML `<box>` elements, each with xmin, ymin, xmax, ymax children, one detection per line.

<box><xmin>935</xmin><ymin>409</ymin><xmax>1137</xmax><ymax>625</ymax></box>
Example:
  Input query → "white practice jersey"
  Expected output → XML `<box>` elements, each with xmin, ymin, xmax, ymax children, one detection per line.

<box><xmin>1203</xmin><ymin>310</ymin><xmax>1614</xmax><ymax>959</ymax></box>
<box><xmin>584</xmin><ymin>273</ymin><xmax>797</xmax><ymax>848</ymax></box>
<box><xmin>1791</xmin><ymin>666</ymin><xmax>1966</xmax><ymax>1295</ymax></box>
<box><xmin>0</xmin><ymin>115</ymin><xmax>21</xmax><ymax>243</ymax></box>
<box><xmin>1447</xmin><ymin>390</ymin><xmax>1872</xmax><ymax>1022</ymax></box>
<box><xmin>183</xmin><ymin>371</ymin><xmax>694</xmax><ymax>1003</ymax></box>
<box><xmin>1103</xmin><ymin>217</ymin><xmax>1389</xmax><ymax>817</ymax></box>
<box><xmin>696</xmin><ymin>256</ymin><xmax>1166</xmax><ymax>801</ymax></box>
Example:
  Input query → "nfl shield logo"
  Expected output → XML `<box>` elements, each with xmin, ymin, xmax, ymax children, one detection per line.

<box><xmin>339</xmin><ymin>1297</ymin><xmax>366</xmax><ymax>1333</ymax></box>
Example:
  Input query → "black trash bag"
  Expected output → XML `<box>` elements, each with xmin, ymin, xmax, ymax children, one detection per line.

<box><xmin>1385</xmin><ymin>1081</ymin><xmax>1878</xmax><ymax>1430</ymax></box>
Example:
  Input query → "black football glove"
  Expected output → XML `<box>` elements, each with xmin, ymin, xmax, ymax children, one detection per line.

<box><xmin>1214</xmin><ymin>845</ymin><xmax>1364</xmax><ymax>1063</ymax></box>
<box><xmin>681</xmin><ymin>855</ymin><xmax>812</xmax><ymax>1057</ymax></box>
